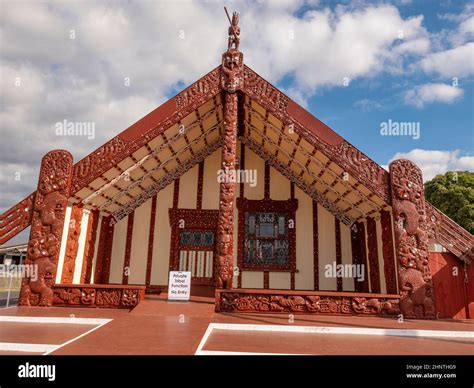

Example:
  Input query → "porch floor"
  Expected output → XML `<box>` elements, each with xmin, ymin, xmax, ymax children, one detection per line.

<box><xmin>0</xmin><ymin>289</ymin><xmax>472</xmax><ymax>355</ymax></box>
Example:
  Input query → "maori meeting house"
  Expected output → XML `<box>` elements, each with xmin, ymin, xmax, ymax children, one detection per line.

<box><xmin>1</xmin><ymin>12</ymin><xmax>473</xmax><ymax>320</ymax></box>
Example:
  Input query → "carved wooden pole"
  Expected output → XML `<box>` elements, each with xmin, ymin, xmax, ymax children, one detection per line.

<box><xmin>19</xmin><ymin>150</ymin><xmax>73</xmax><ymax>307</ymax></box>
<box><xmin>216</xmin><ymin>13</ymin><xmax>244</xmax><ymax>289</ymax></box>
<box><xmin>389</xmin><ymin>159</ymin><xmax>436</xmax><ymax>319</ymax></box>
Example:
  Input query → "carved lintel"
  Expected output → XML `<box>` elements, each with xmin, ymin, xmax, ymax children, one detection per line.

<box><xmin>216</xmin><ymin>289</ymin><xmax>400</xmax><ymax>316</ymax></box>
<box><xmin>389</xmin><ymin>159</ymin><xmax>435</xmax><ymax>319</ymax></box>
<box><xmin>19</xmin><ymin>150</ymin><xmax>73</xmax><ymax>307</ymax></box>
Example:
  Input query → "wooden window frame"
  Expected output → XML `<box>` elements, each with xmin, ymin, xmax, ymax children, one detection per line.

<box><xmin>237</xmin><ymin>197</ymin><xmax>298</xmax><ymax>272</ymax></box>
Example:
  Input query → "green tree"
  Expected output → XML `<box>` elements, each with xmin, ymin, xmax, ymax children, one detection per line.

<box><xmin>424</xmin><ymin>171</ymin><xmax>474</xmax><ymax>234</ymax></box>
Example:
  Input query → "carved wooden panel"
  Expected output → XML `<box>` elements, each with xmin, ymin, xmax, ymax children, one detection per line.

<box><xmin>390</xmin><ymin>159</ymin><xmax>435</xmax><ymax>319</ymax></box>
<box><xmin>366</xmin><ymin>217</ymin><xmax>381</xmax><ymax>293</ymax></box>
<box><xmin>81</xmin><ymin>209</ymin><xmax>99</xmax><ymax>284</ymax></box>
<box><xmin>216</xmin><ymin>92</ymin><xmax>238</xmax><ymax>289</ymax></box>
<box><xmin>216</xmin><ymin>289</ymin><xmax>400</xmax><ymax>316</ymax></box>
<box><xmin>236</xmin><ymin>198</ymin><xmax>298</xmax><ymax>272</ymax></box>
<box><xmin>381</xmin><ymin>210</ymin><xmax>398</xmax><ymax>294</ymax></box>
<box><xmin>425</xmin><ymin>202</ymin><xmax>474</xmax><ymax>259</ymax></box>
<box><xmin>61</xmin><ymin>205</ymin><xmax>83</xmax><ymax>283</ymax></box>
<box><xmin>350</xmin><ymin>221</ymin><xmax>369</xmax><ymax>293</ymax></box>
<box><xmin>53</xmin><ymin>284</ymin><xmax>145</xmax><ymax>308</ymax></box>
<box><xmin>19</xmin><ymin>150</ymin><xmax>73</xmax><ymax>307</ymax></box>
<box><xmin>94</xmin><ymin>216</ymin><xmax>114</xmax><ymax>284</ymax></box>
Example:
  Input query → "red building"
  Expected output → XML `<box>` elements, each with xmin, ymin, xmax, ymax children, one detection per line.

<box><xmin>0</xmin><ymin>14</ymin><xmax>472</xmax><ymax>320</ymax></box>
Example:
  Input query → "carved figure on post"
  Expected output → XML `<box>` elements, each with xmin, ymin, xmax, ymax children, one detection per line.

<box><xmin>389</xmin><ymin>159</ymin><xmax>435</xmax><ymax>319</ymax></box>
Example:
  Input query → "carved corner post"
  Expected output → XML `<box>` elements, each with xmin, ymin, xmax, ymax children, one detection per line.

<box><xmin>216</xmin><ymin>15</ymin><xmax>244</xmax><ymax>289</ymax></box>
<box><xmin>389</xmin><ymin>159</ymin><xmax>436</xmax><ymax>319</ymax></box>
<box><xmin>19</xmin><ymin>150</ymin><xmax>73</xmax><ymax>307</ymax></box>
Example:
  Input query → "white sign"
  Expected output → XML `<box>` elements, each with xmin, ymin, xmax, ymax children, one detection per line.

<box><xmin>168</xmin><ymin>271</ymin><xmax>191</xmax><ymax>301</ymax></box>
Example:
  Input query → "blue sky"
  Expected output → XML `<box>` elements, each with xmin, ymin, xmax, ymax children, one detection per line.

<box><xmin>0</xmin><ymin>0</ymin><xmax>473</xmax><ymax>222</ymax></box>
<box><xmin>296</xmin><ymin>0</ymin><xmax>473</xmax><ymax>166</ymax></box>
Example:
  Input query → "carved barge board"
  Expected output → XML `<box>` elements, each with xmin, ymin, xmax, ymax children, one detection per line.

<box><xmin>0</xmin><ymin>193</ymin><xmax>35</xmax><ymax>245</ymax></box>
<box><xmin>216</xmin><ymin>289</ymin><xmax>400</xmax><ymax>316</ymax></box>
<box><xmin>53</xmin><ymin>284</ymin><xmax>145</xmax><ymax>309</ymax></box>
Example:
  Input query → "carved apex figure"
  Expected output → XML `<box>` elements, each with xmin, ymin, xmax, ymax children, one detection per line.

<box><xmin>389</xmin><ymin>159</ymin><xmax>435</xmax><ymax>319</ymax></box>
<box><xmin>19</xmin><ymin>150</ymin><xmax>73</xmax><ymax>307</ymax></box>
<box><xmin>222</xmin><ymin>9</ymin><xmax>243</xmax><ymax>93</ymax></box>
<box><xmin>228</xmin><ymin>11</ymin><xmax>240</xmax><ymax>50</ymax></box>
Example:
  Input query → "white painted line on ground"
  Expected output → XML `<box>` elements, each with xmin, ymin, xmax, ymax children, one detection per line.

<box><xmin>44</xmin><ymin>318</ymin><xmax>112</xmax><ymax>355</ymax></box>
<box><xmin>209</xmin><ymin>323</ymin><xmax>474</xmax><ymax>338</ymax></box>
<box><xmin>197</xmin><ymin>350</ymin><xmax>295</xmax><ymax>355</ymax></box>
<box><xmin>196</xmin><ymin>322</ymin><xmax>474</xmax><ymax>355</ymax></box>
<box><xmin>0</xmin><ymin>316</ymin><xmax>112</xmax><ymax>325</ymax></box>
<box><xmin>0</xmin><ymin>342</ymin><xmax>56</xmax><ymax>353</ymax></box>
<box><xmin>195</xmin><ymin>323</ymin><xmax>215</xmax><ymax>355</ymax></box>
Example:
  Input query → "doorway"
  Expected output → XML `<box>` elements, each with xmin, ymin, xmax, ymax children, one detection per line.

<box><xmin>177</xmin><ymin>229</ymin><xmax>216</xmax><ymax>285</ymax></box>
<box><xmin>169</xmin><ymin>208</ymin><xmax>219</xmax><ymax>288</ymax></box>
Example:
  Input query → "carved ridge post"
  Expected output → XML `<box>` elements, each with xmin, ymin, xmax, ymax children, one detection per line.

<box><xmin>19</xmin><ymin>150</ymin><xmax>73</xmax><ymax>307</ymax></box>
<box><xmin>389</xmin><ymin>159</ymin><xmax>436</xmax><ymax>319</ymax></box>
<box><xmin>216</xmin><ymin>10</ymin><xmax>243</xmax><ymax>289</ymax></box>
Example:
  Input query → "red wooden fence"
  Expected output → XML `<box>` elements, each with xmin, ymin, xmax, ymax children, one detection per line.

<box><xmin>430</xmin><ymin>252</ymin><xmax>472</xmax><ymax>319</ymax></box>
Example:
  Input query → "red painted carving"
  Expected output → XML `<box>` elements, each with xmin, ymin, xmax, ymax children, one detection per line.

<box><xmin>350</xmin><ymin>221</ymin><xmax>369</xmax><ymax>293</ymax></box>
<box><xmin>313</xmin><ymin>201</ymin><xmax>319</xmax><ymax>290</ymax></box>
<box><xmin>381</xmin><ymin>210</ymin><xmax>398</xmax><ymax>294</ymax></box>
<box><xmin>53</xmin><ymin>284</ymin><xmax>145</xmax><ymax>308</ymax></box>
<box><xmin>425</xmin><ymin>202</ymin><xmax>474</xmax><ymax>259</ymax></box>
<box><xmin>145</xmin><ymin>195</ymin><xmax>158</xmax><ymax>287</ymax></box>
<box><xmin>389</xmin><ymin>159</ymin><xmax>435</xmax><ymax>319</ymax></box>
<box><xmin>19</xmin><ymin>150</ymin><xmax>73</xmax><ymax>307</ymax></box>
<box><xmin>81</xmin><ymin>210</ymin><xmax>99</xmax><ymax>283</ymax></box>
<box><xmin>221</xmin><ymin>49</ymin><xmax>244</xmax><ymax>93</ymax></box>
<box><xmin>94</xmin><ymin>216</ymin><xmax>114</xmax><ymax>284</ymax></box>
<box><xmin>122</xmin><ymin>212</ymin><xmax>135</xmax><ymax>284</ymax></box>
<box><xmin>216</xmin><ymin>289</ymin><xmax>400</xmax><ymax>316</ymax></box>
<box><xmin>335</xmin><ymin>219</ymin><xmax>342</xmax><ymax>292</ymax></box>
<box><xmin>0</xmin><ymin>193</ymin><xmax>35</xmax><ymax>245</ymax></box>
<box><xmin>221</xmin><ymin>10</ymin><xmax>243</xmax><ymax>93</ymax></box>
<box><xmin>61</xmin><ymin>205</ymin><xmax>83</xmax><ymax>283</ymax></box>
<box><xmin>216</xmin><ymin>90</ymin><xmax>239</xmax><ymax>289</ymax></box>
<box><xmin>366</xmin><ymin>217</ymin><xmax>381</xmax><ymax>293</ymax></box>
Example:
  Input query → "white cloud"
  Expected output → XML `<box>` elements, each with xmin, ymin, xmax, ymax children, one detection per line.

<box><xmin>353</xmin><ymin>98</ymin><xmax>384</xmax><ymax>111</ymax></box>
<box><xmin>404</xmin><ymin>83</ymin><xmax>463</xmax><ymax>107</ymax></box>
<box><xmin>388</xmin><ymin>149</ymin><xmax>474</xmax><ymax>181</ymax></box>
<box><xmin>0</xmin><ymin>0</ymin><xmax>471</xmax><ymax>221</ymax></box>
<box><xmin>420</xmin><ymin>42</ymin><xmax>474</xmax><ymax>78</ymax></box>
